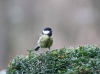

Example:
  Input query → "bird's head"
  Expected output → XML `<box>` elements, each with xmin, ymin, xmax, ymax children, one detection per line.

<box><xmin>42</xmin><ymin>27</ymin><xmax>53</xmax><ymax>36</ymax></box>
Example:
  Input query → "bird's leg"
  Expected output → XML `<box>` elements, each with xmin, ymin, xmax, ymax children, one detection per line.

<box><xmin>48</xmin><ymin>47</ymin><xmax>50</xmax><ymax>51</ymax></box>
<box><xmin>40</xmin><ymin>47</ymin><xmax>42</xmax><ymax>52</ymax></box>
<box><xmin>48</xmin><ymin>47</ymin><xmax>50</xmax><ymax>50</ymax></box>
<box><xmin>39</xmin><ymin>47</ymin><xmax>43</xmax><ymax>54</ymax></box>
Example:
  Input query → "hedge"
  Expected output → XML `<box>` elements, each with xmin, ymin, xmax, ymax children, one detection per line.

<box><xmin>6</xmin><ymin>45</ymin><xmax>100</xmax><ymax>74</ymax></box>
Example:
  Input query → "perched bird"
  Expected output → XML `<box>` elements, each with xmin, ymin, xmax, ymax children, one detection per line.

<box><xmin>34</xmin><ymin>27</ymin><xmax>53</xmax><ymax>51</ymax></box>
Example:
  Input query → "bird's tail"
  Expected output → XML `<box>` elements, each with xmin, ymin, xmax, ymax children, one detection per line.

<box><xmin>34</xmin><ymin>45</ymin><xmax>40</xmax><ymax>51</ymax></box>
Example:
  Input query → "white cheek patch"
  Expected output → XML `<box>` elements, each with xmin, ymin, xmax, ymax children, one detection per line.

<box><xmin>43</xmin><ymin>30</ymin><xmax>50</xmax><ymax>34</ymax></box>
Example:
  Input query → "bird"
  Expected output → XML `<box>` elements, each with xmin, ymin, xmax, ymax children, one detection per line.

<box><xmin>34</xmin><ymin>27</ymin><xmax>53</xmax><ymax>52</ymax></box>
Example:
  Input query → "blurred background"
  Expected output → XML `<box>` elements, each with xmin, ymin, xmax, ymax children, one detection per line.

<box><xmin>0</xmin><ymin>0</ymin><xmax>100</xmax><ymax>69</ymax></box>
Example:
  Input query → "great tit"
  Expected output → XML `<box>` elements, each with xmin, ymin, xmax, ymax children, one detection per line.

<box><xmin>34</xmin><ymin>27</ymin><xmax>53</xmax><ymax>51</ymax></box>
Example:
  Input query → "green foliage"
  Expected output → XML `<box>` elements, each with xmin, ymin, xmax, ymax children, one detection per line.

<box><xmin>6</xmin><ymin>45</ymin><xmax>100</xmax><ymax>74</ymax></box>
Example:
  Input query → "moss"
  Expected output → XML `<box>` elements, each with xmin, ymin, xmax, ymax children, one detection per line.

<box><xmin>6</xmin><ymin>45</ymin><xmax>100</xmax><ymax>74</ymax></box>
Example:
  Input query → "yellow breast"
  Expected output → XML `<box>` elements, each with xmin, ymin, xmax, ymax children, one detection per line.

<box><xmin>38</xmin><ymin>35</ymin><xmax>53</xmax><ymax>48</ymax></box>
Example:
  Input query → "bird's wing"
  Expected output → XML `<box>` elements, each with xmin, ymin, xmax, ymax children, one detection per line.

<box><xmin>38</xmin><ymin>34</ymin><xmax>42</xmax><ymax>39</ymax></box>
